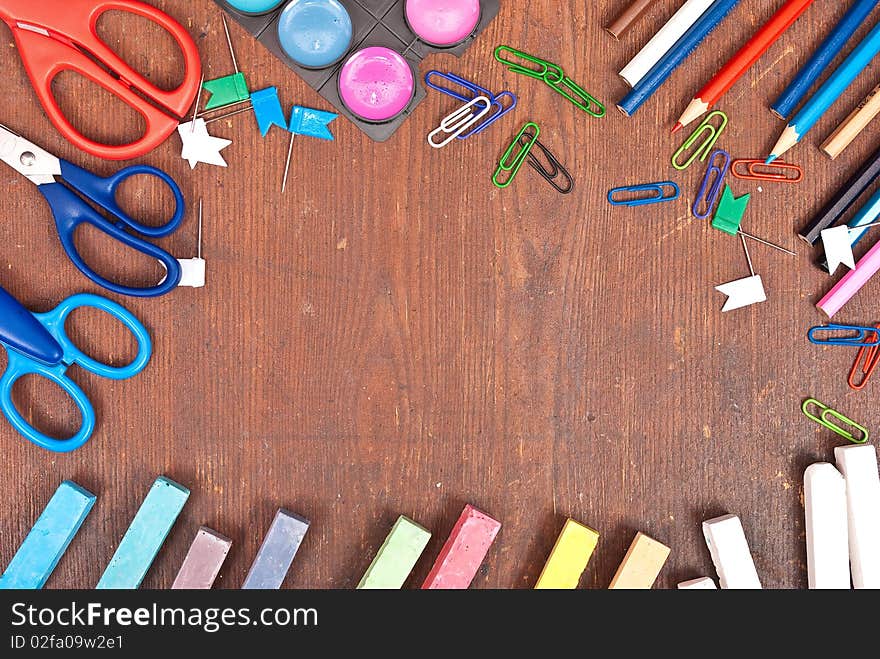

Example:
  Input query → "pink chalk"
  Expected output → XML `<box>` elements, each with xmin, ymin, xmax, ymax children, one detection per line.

<box><xmin>171</xmin><ymin>527</ymin><xmax>232</xmax><ymax>589</ymax></box>
<box><xmin>405</xmin><ymin>0</ymin><xmax>481</xmax><ymax>46</ymax></box>
<box><xmin>421</xmin><ymin>504</ymin><xmax>501</xmax><ymax>589</ymax></box>
<box><xmin>817</xmin><ymin>237</ymin><xmax>880</xmax><ymax>317</ymax></box>
<box><xmin>338</xmin><ymin>47</ymin><xmax>414</xmax><ymax>122</ymax></box>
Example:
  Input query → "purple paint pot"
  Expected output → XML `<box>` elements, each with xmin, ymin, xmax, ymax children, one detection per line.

<box><xmin>405</xmin><ymin>0</ymin><xmax>481</xmax><ymax>46</ymax></box>
<box><xmin>338</xmin><ymin>46</ymin><xmax>415</xmax><ymax>122</ymax></box>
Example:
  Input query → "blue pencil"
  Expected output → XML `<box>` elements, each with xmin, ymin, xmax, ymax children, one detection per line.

<box><xmin>617</xmin><ymin>0</ymin><xmax>742</xmax><ymax>117</ymax></box>
<box><xmin>772</xmin><ymin>0</ymin><xmax>880</xmax><ymax>120</ymax></box>
<box><xmin>769</xmin><ymin>18</ymin><xmax>880</xmax><ymax>162</ymax></box>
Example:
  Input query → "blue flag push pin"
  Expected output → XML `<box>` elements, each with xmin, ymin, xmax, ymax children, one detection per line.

<box><xmin>282</xmin><ymin>105</ymin><xmax>338</xmax><ymax>192</ymax></box>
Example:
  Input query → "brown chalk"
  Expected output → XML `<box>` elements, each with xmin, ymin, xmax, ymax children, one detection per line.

<box><xmin>605</xmin><ymin>0</ymin><xmax>658</xmax><ymax>40</ymax></box>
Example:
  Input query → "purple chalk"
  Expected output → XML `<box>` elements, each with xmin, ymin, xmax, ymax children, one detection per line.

<box><xmin>171</xmin><ymin>527</ymin><xmax>232</xmax><ymax>589</ymax></box>
<box><xmin>241</xmin><ymin>509</ymin><xmax>309</xmax><ymax>589</ymax></box>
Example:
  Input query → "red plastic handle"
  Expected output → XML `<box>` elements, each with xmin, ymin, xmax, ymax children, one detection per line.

<box><xmin>2</xmin><ymin>0</ymin><xmax>201</xmax><ymax>160</ymax></box>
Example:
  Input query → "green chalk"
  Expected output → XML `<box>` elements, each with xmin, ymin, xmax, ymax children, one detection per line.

<box><xmin>357</xmin><ymin>516</ymin><xmax>431</xmax><ymax>589</ymax></box>
<box><xmin>203</xmin><ymin>72</ymin><xmax>250</xmax><ymax>110</ymax></box>
<box><xmin>711</xmin><ymin>185</ymin><xmax>750</xmax><ymax>236</ymax></box>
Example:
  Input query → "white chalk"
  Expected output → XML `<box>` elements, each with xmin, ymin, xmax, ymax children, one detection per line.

<box><xmin>677</xmin><ymin>576</ymin><xmax>717</xmax><ymax>590</ymax></box>
<box><xmin>804</xmin><ymin>463</ymin><xmax>850</xmax><ymax>589</ymax></box>
<box><xmin>834</xmin><ymin>445</ymin><xmax>880</xmax><ymax>588</ymax></box>
<box><xmin>702</xmin><ymin>514</ymin><xmax>761</xmax><ymax>589</ymax></box>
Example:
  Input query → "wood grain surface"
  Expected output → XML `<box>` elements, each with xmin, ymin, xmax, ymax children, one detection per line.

<box><xmin>1</xmin><ymin>0</ymin><xmax>878</xmax><ymax>590</ymax></box>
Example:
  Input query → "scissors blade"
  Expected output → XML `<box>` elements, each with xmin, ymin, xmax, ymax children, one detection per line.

<box><xmin>0</xmin><ymin>124</ymin><xmax>61</xmax><ymax>185</ymax></box>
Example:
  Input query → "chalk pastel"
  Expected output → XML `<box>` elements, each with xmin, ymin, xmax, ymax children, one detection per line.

<box><xmin>609</xmin><ymin>531</ymin><xmax>670</xmax><ymax>589</ymax></box>
<box><xmin>357</xmin><ymin>516</ymin><xmax>431</xmax><ymax>589</ymax></box>
<box><xmin>0</xmin><ymin>481</ymin><xmax>96</xmax><ymax>589</ymax></box>
<box><xmin>242</xmin><ymin>509</ymin><xmax>309</xmax><ymax>589</ymax></box>
<box><xmin>677</xmin><ymin>577</ymin><xmax>717</xmax><ymax>589</ymax></box>
<box><xmin>422</xmin><ymin>504</ymin><xmax>501</xmax><ymax>589</ymax></box>
<box><xmin>171</xmin><ymin>527</ymin><xmax>232</xmax><ymax>590</ymax></box>
<box><xmin>702</xmin><ymin>514</ymin><xmax>761</xmax><ymax>589</ymax></box>
<box><xmin>834</xmin><ymin>445</ymin><xmax>880</xmax><ymax>588</ymax></box>
<box><xmin>804</xmin><ymin>463</ymin><xmax>850</xmax><ymax>589</ymax></box>
<box><xmin>535</xmin><ymin>518</ymin><xmax>600</xmax><ymax>589</ymax></box>
<box><xmin>96</xmin><ymin>476</ymin><xmax>190</xmax><ymax>589</ymax></box>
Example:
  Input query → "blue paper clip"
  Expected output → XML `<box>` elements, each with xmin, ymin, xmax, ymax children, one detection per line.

<box><xmin>693</xmin><ymin>149</ymin><xmax>731</xmax><ymax>219</ymax></box>
<box><xmin>424</xmin><ymin>71</ymin><xmax>517</xmax><ymax>139</ymax></box>
<box><xmin>459</xmin><ymin>91</ymin><xmax>517</xmax><ymax>139</ymax></box>
<box><xmin>607</xmin><ymin>182</ymin><xmax>680</xmax><ymax>207</ymax></box>
<box><xmin>808</xmin><ymin>324</ymin><xmax>880</xmax><ymax>347</ymax></box>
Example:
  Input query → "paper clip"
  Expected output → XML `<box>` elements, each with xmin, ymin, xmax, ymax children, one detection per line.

<box><xmin>428</xmin><ymin>96</ymin><xmax>492</xmax><ymax>148</ymax></box>
<box><xmin>424</xmin><ymin>72</ymin><xmax>517</xmax><ymax>139</ymax></box>
<box><xmin>494</xmin><ymin>45</ymin><xmax>564</xmax><ymax>82</ymax></box>
<box><xmin>802</xmin><ymin>398</ymin><xmax>869</xmax><ymax>444</ymax></box>
<box><xmin>693</xmin><ymin>149</ymin><xmax>731</xmax><ymax>219</ymax></box>
<box><xmin>608</xmin><ymin>182</ymin><xmax>679</xmax><ymax>206</ymax></box>
<box><xmin>545</xmin><ymin>76</ymin><xmax>605</xmax><ymax>117</ymax></box>
<box><xmin>731</xmin><ymin>159</ymin><xmax>803</xmax><ymax>183</ymax></box>
<box><xmin>518</xmin><ymin>129</ymin><xmax>574</xmax><ymax>194</ymax></box>
<box><xmin>493</xmin><ymin>122</ymin><xmax>539</xmax><ymax>189</ymax></box>
<box><xmin>460</xmin><ymin>91</ymin><xmax>517</xmax><ymax>139</ymax></box>
<box><xmin>672</xmin><ymin>110</ymin><xmax>728</xmax><ymax>171</ymax></box>
<box><xmin>849</xmin><ymin>325</ymin><xmax>880</xmax><ymax>390</ymax></box>
<box><xmin>808</xmin><ymin>324</ymin><xmax>880</xmax><ymax>347</ymax></box>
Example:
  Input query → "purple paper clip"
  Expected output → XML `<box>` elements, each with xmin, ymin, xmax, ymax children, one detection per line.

<box><xmin>693</xmin><ymin>149</ymin><xmax>731</xmax><ymax>219</ymax></box>
<box><xmin>424</xmin><ymin>71</ymin><xmax>517</xmax><ymax>139</ymax></box>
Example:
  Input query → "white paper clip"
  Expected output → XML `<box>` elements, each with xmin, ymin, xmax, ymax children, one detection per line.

<box><xmin>427</xmin><ymin>96</ymin><xmax>492</xmax><ymax>149</ymax></box>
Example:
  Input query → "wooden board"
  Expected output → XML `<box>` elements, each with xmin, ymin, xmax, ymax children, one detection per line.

<box><xmin>1</xmin><ymin>0</ymin><xmax>876</xmax><ymax>589</ymax></box>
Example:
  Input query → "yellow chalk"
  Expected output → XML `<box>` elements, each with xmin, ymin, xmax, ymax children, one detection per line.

<box><xmin>609</xmin><ymin>532</ymin><xmax>670</xmax><ymax>589</ymax></box>
<box><xmin>535</xmin><ymin>518</ymin><xmax>600</xmax><ymax>589</ymax></box>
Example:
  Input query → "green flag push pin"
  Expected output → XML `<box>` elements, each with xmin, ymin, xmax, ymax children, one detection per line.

<box><xmin>203</xmin><ymin>15</ymin><xmax>250</xmax><ymax>111</ymax></box>
<box><xmin>711</xmin><ymin>184</ymin><xmax>795</xmax><ymax>256</ymax></box>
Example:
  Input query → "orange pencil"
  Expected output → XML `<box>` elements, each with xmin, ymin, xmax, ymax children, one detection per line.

<box><xmin>672</xmin><ymin>0</ymin><xmax>816</xmax><ymax>132</ymax></box>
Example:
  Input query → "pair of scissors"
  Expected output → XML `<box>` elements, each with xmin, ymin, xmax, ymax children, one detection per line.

<box><xmin>0</xmin><ymin>284</ymin><xmax>151</xmax><ymax>452</ymax></box>
<box><xmin>0</xmin><ymin>123</ymin><xmax>185</xmax><ymax>297</ymax></box>
<box><xmin>0</xmin><ymin>0</ymin><xmax>201</xmax><ymax>160</ymax></box>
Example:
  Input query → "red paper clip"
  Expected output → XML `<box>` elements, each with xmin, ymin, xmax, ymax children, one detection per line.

<box><xmin>848</xmin><ymin>325</ymin><xmax>880</xmax><ymax>390</ymax></box>
<box><xmin>731</xmin><ymin>159</ymin><xmax>803</xmax><ymax>183</ymax></box>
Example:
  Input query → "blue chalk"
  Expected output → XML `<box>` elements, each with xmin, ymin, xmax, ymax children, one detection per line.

<box><xmin>289</xmin><ymin>105</ymin><xmax>337</xmax><ymax>140</ymax></box>
<box><xmin>251</xmin><ymin>87</ymin><xmax>288</xmax><ymax>136</ymax></box>
<box><xmin>0</xmin><ymin>481</ymin><xmax>95</xmax><ymax>589</ymax></box>
<box><xmin>242</xmin><ymin>509</ymin><xmax>309</xmax><ymax>589</ymax></box>
<box><xmin>96</xmin><ymin>476</ymin><xmax>189</xmax><ymax>589</ymax></box>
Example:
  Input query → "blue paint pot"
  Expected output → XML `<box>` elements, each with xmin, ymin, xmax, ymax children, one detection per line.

<box><xmin>225</xmin><ymin>0</ymin><xmax>285</xmax><ymax>14</ymax></box>
<box><xmin>277</xmin><ymin>0</ymin><xmax>354</xmax><ymax>69</ymax></box>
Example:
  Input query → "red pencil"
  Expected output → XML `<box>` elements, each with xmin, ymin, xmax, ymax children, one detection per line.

<box><xmin>672</xmin><ymin>0</ymin><xmax>816</xmax><ymax>132</ymax></box>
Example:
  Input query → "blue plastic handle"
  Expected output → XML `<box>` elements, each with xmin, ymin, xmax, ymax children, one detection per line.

<box><xmin>0</xmin><ymin>293</ymin><xmax>152</xmax><ymax>453</ymax></box>
<box><xmin>0</xmin><ymin>285</ymin><xmax>63</xmax><ymax>365</ymax></box>
<box><xmin>39</xmin><ymin>181</ymin><xmax>182</xmax><ymax>297</ymax></box>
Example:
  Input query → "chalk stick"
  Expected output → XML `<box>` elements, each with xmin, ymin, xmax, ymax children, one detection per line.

<box><xmin>242</xmin><ymin>509</ymin><xmax>309</xmax><ymax>589</ymax></box>
<box><xmin>834</xmin><ymin>445</ymin><xmax>880</xmax><ymax>588</ymax></box>
<box><xmin>96</xmin><ymin>476</ymin><xmax>190</xmax><ymax>589</ymax></box>
<box><xmin>0</xmin><ymin>481</ymin><xmax>96</xmax><ymax>590</ymax></box>
<box><xmin>357</xmin><ymin>516</ymin><xmax>431</xmax><ymax>589</ymax></box>
<box><xmin>422</xmin><ymin>504</ymin><xmax>501</xmax><ymax>589</ymax></box>
<box><xmin>677</xmin><ymin>577</ymin><xmax>717</xmax><ymax>589</ymax></box>
<box><xmin>171</xmin><ymin>527</ymin><xmax>232</xmax><ymax>590</ymax></box>
<box><xmin>702</xmin><ymin>514</ymin><xmax>762</xmax><ymax>589</ymax></box>
<box><xmin>535</xmin><ymin>518</ymin><xmax>599</xmax><ymax>589</ymax></box>
<box><xmin>804</xmin><ymin>463</ymin><xmax>850</xmax><ymax>589</ymax></box>
<box><xmin>609</xmin><ymin>531</ymin><xmax>670</xmax><ymax>589</ymax></box>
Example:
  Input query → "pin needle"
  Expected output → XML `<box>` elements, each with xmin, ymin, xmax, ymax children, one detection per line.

<box><xmin>281</xmin><ymin>132</ymin><xmax>296</xmax><ymax>193</ymax></box>
<box><xmin>222</xmin><ymin>14</ymin><xmax>239</xmax><ymax>74</ymax></box>
<box><xmin>190</xmin><ymin>73</ymin><xmax>205</xmax><ymax>133</ymax></box>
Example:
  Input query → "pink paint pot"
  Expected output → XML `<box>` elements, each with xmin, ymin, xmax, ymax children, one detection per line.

<box><xmin>405</xmin><ymin>0</ymin><xmax>481</xmax><ymax>47</ymax></box>
<box><xmin>337</xmin><ymin>46</ymin><xmax>415</xmax><ymax>122</ymax></box>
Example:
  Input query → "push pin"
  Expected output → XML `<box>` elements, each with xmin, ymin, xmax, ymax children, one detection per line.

<box><xmin>716</xmin><ymin>232</ymin><xmax>767</xmax><ymax>312</ymax></box>
<box><xmin>202</xmin><ymin>15</ymin><xmax>250</xmax><ymax>111</ymax></box>
<box><xmin>712</xmin><ymin>185</ymin><xmax>795</xmax><ymax>256</ymax></box>
<box><xmin>177</xmin><ymin>200</ymin><xmax>206</xmax><ymax>288</ymax></box>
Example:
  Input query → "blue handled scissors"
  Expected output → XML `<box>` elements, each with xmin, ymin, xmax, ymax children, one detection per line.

<box><xmin>0</xmin><ymin>123</ymin><xmax>185</xmax><ymax>297</ymax></box>
<box><xmin>0</xmin><ymin>285</ymin><xmax>151</xmax><ymax>452</ymax></box>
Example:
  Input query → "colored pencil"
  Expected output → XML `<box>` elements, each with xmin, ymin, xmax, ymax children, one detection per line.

<box><xmin>618</xmin><ymin>0</ymin><xmax>742</xmax><ymax>117</ymax></box>
<box><xmin>817</xmin><ymin>233</ymin><xmax>880</xmax><ymax>317</ymax></box>
<box><xmin>772</xmin><ymin>0</ymin><xmax>880</xmax><ymax>120</ymax></box>
<box><xmin>620</xmin><ymin>0</ymin><xmax>716</xmax><ymax>88</ymax></box>
<box><xmin>822</xmin><ymin>80</ymin><xmax>880</xmax><ymax>159</ymax></box>
<box><xmin>673</xmin><ymin>0</ymin><xmax>816</xmax><ymax>132</ymax></box>
<box><xmin>800</xmin><ymin>142</ymin><xmax>880</xmax><ymax>244</ymax></box>
<box><xmin>768</xmin><ymin>19</ymin><xmax>880</xmax><ymax>163</ymax></box>
<box><xmin>605</xmin><ymin>0</ymin><xmax>659</xmax><ymax>40</ymax></box>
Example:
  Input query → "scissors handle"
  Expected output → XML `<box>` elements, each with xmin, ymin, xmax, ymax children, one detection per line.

<box><xmin>60</xmin><ymin>160</ymin><xmax>185</xmax><ymax>238</ymax></box>
<box><xmin>5</xmin><ymin>0</ymin><xmax>201</xmax><ymax>160</ymax></box>
<box><xmin>40</xmin><ymin>182</ymin><xmax>183</xmax><ymax>297</ymax></box>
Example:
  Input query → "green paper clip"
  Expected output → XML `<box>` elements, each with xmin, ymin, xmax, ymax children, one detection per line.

<box><xmin>203</xmin><ymin>72</ymin><xmax>250</xmax><ymax>111</ymax></box>
<box><xmin>493</xmin><ymin>122</ymin><xmax>540</xmax><ymax>189</ymax></box>
<box><xmin>546</xmin><ymin>76</ymin><xmax>605</xmax><ymax>118</ymax></box>
<box><xmin>802</xmin><ymin>398</ymin><xmax>868</xmax><ymax>444</ymax></box>
<box><xmin>711</xmin><ymin>185</ymin><xmax>750</xmax><ymax>236</ymax></box>
<box><xmin>672</xmin><ymin>110</ymin><xmax>728</xmax><ymax>170</ymax></box>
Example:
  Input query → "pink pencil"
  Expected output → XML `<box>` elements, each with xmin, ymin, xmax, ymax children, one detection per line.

<box><xmin>818</xmin><ymin>238</ymin><xmax>880</xmax><ymax>317</ymax></box>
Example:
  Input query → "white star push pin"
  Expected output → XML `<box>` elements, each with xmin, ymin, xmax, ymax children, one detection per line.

<box><xmin>177</xmin><ymin>118</ymin><xmax>232</xmax><ymax>169</ymax></box>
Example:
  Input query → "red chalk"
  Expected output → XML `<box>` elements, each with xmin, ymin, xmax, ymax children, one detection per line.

<box><xmin>421</xmin><ymin>504</ymin><xmax>501</xmax><ymax>589</ymax></box>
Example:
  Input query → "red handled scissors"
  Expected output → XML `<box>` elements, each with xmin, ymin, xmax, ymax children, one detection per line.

<box><xmin>0</xmin><ymin>0</ymin><xmax>201</xmax><ymax>160</ymax></box>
